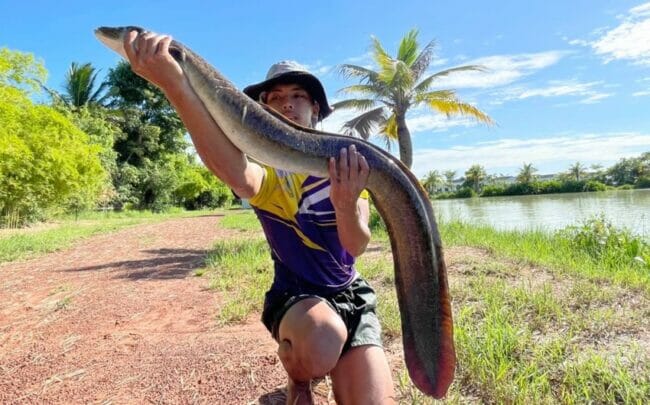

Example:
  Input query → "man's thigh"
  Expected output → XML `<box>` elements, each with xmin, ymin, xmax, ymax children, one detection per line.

<box><xmin>330</xmin><ymin>345</ymin><xmax>395</xmax><ymax>405</ymax></box>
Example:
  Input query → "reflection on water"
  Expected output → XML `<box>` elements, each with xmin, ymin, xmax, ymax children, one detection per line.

<box><xmin>432</xmin><ymin>189</ymin><xmax>649</xmax><ymax>237</ymax></box>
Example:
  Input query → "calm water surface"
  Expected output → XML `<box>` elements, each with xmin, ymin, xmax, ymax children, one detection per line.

<box><xmin>431</xmin><ymin>189</ymin><xmax>650</xmax><ymax>238</ymax></box>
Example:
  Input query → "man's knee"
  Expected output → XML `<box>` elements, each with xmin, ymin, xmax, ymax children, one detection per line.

<box><xmin>278</xmin><ymin>298</ymin><xmax>347</xmax><ymax>379</ymax></box>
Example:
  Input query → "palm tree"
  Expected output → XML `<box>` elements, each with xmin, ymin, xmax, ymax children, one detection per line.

<box><xmin>421</xmin><ymin>170</ymin><xmax>443</xmax><ymax>196</ymax></box>
<box><xmin>568</xmin><ymin>162</ymin><xmax>587</xmax><ymax>181</ymax></box>
<box><xmin>516</xmin><ymin>162</ymin><xmax>538</xmax><ymax>184</ymax></box>
<box><xmin>464</xmin><ymin>164</ymin><xmax>486</xmax><ymax>193</ymax></box>
<box><xmin>61</xmin><ymin>62</ymin><xmax>108</xmax><ymax>108</ymax></box>
<box><xmin>333</xmin><ymin>29</ymin><xmax>494</xmax><ymax>168</ymax></box>
<box><xmin>443</xmin><ymin>170</ymin><xmax>456</xmax><ymax>191</ymax></box>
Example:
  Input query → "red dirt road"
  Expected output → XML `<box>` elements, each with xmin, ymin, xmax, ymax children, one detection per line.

<box><xmin>0</xmin><ymin>215</ymin><xmax>292</xmax><ymax>404</ymax></box>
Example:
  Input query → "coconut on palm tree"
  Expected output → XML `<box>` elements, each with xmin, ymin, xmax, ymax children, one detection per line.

<box><xmin>333</xmin><ymin>29</ymin><xmax>493</xmax><ymax>168</ymax></box>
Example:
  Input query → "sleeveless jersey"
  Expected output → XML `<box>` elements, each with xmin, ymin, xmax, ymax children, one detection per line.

<box><xmin>249</xmin><ymin>166</ymin><xmax>368</xmax><ymax>296</ymax></box>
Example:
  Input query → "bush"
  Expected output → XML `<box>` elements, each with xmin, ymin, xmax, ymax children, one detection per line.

<box><xmin>0</xmin><ymin>85</ymin><xmax>105</xmax><ymax>226</ymax></box>
<box><xmin>635</xmin><ymin>176</ymin><xmax>650</xmax><ymax>189</ymax></box>
<box><xmin>584</xmin><ymin>180</ymin><xmax>607</xmax><ymax>192</ymax></box>
<box><xmin>536</xmin><ymin>180</ymin><xmax>563</xmax><ymax>194</ymax></box>
<box><xmin>480</xmin><ymin>184</ymin><xmax>507</xmax><ymax>197</ymax></box>
<box><xmin>558</xmin><ymin>215</ymin><xmax>649</xmax><ymax>269</ymax></box>
<box><xmin>454</xmin><ymin>187</ymin><xmax>477</xmax><ymax>198</ymax></box>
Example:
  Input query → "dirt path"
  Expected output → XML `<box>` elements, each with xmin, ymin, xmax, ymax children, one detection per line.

<box><xmin>0</xmin><ymin>214</ymin><xmax>287</xmax><ymax>404</ymax></box>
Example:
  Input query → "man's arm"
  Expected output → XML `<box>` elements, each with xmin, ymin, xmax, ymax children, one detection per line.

<box><xmin>329</xmin><ymin>145</ymin><xmax>371</xmax><ymax>257</ymax></box>
<box><xmin>123</xmin><ymin>31</ymin><xmax>264</xmax><ymax>198</ymax></box>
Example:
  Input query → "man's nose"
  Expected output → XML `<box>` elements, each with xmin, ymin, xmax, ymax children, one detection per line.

<box><xmin>282</xmin><ymin>99</ymin><xmax>294</xmax><ymax>110</ymax></box>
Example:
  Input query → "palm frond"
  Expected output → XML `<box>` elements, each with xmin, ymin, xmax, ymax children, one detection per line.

<box><xmin>413</xmin><ymin>64</ymin><xmax>487</xmax><ymax>94</ymax></box>
<box><xmin>397</xmin><ymin>29</ymin><xmax>419</xmax><ymax>66</ymax></box>
<box><xmin>377</xmin><ymin>113</ymin><xmax>398</xmax><ymax>151</ymax></box>
<box><xmin>340</xmin><ymin>106</ymin><xmax>387</xmax><ymax>140</ymax></box>
<box><xmin>423</xmin><ymin>64</ymin><xmax>487</xmax><ymax>82</ymax></box>
<box><xmin>372</xmin><ymin>36</ymin><xmax>397</xmax><ymax>83</ymax></box>
<box><xmin>414</xmin><ymin>89</ymin><xmax>455</xmax><ymax>104</ymax></box>
<box><xmin>337</xmin><ymin>83</ymin><xmax>386</xmax><ymax>97</ymax></box>
<box><xmin>426</xmin><ymin>99</ymin><xmax>495</xmax><ymax>125</ymax></box>
<box><xmin>410</xmin><ymin>39</ymin><xmax>436</xmax><ymax>82</ymax></box>
<box><xmin>331</xmin><ymin>99</ymin><xmax>377</xmax><ymax>111</ymax></box>
<box><xmin>337</xmin><ymin>64</ymin><xmax>379</xmax><ymax>82</ymax></box>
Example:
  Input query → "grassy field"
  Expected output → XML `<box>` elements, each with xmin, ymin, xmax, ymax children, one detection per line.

<box><xmin>0</xmin><ymin>208</ymin><xmax>217</xmax><ymax>263</ymax></box>
<box><xmin>202</xmin><ymin>210</ymin><xmax>649</xmax><ymax>404</ymax></box>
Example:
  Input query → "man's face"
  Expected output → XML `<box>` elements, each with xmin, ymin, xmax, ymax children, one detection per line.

<box><xmin>263</xmin><ymin>83</ymin><xmax>319</xmax><ymax>127</ymax></box>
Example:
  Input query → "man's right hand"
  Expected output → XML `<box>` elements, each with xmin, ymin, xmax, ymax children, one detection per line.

<box><xmin>123</xmin><ymin>30</ymin><xmax>186</xmax><ymax>92</ymax></box>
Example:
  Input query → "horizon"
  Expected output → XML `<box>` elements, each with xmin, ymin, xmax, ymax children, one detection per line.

<box><xmin>2</xmin><ymin>0</ymin><xmax>649</xmax><ymax>178</ymax></box>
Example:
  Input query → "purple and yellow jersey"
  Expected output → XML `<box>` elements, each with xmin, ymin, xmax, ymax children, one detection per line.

<box><xmin>249</xmin><ymin>165</ymin><xmax>369</xmax><ymax>296</ymax></box>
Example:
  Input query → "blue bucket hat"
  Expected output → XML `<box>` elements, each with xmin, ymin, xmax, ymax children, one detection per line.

<box><xmin>243</xmin><ymin>60</ymin><xmax>333</xmax><ymax>121</ymax></box>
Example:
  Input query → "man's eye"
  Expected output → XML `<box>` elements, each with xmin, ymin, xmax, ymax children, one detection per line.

<box><xmin>267</xmin><ymin>94</ymin><xmax>279</xmax><ymax>102</ymax></box>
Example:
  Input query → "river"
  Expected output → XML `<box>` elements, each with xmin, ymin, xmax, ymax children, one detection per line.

<box><xmin>431</xmin><ymin>189</ymin><xmax>650</xmax><ymax>238</ymax></box>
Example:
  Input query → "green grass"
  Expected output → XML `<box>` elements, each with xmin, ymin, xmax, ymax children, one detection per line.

<box><xmin>0</xmin><ymin>208</ymin><xmax>216</xmax><ymax>263</ymax></box>
<box><xmin>203</xmin><ymin>237</ymin><xmax>272</xmax><ymax>324</ymax></box>
<box><xmin>440</xmin><ymin>220</ymin><xmax>650</xmax><ymax>294</ymax></box>
<box><xmin>218</xmin><ymin>211</ymin><xmax>262</xmax><ymax>232</ymax></box>
<box><xmin>202</xmin><ymin>210</ymin><xmax>649</xmax><ymax>404</ymax></box>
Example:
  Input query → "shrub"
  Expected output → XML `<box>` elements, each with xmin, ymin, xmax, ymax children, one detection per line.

<box><xmin>480</xmin><ymin>184</ymin><xmax>507</xmax><ymax>197</ymax></box>
<box><xmin>584</xmin><ymin>180</ymin><xmax>607</xmax><ymax>192</ymax></box>
<box><xmin>558</xmin><ymin>215</ymin><xmax>649</xmax><ymax>269</ymax></box>
<box><xmin>635</xmin><ymin>176</ymin><xmax>650</xmax><ymax>189</ymax></box>
<box><xmin>454</xmin><ymin>187</ymin><xmax>477</xmax><ymax>198</ymax></box>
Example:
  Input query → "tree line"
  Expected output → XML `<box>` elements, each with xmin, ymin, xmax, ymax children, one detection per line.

<box><xmin>420</xmin><ymin>155</ymin><xmax>650</xmax><ymax>199</ymax></box>
<box><xmin>1</xmin><ymin>48</ymin><xmax>232</xmax><ymax>227</ymax></box>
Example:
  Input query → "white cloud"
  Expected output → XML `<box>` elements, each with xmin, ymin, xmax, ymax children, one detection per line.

<box><xmin>430</xmin><ymin>51</ymin><xmax>567</xmax><ymax>89</ymax></box>
<box><xmin>633</xmin><ymin>90</ymin><xmax>650</xmax><ymax>96</ymax></box>
<box><xmin>321</xmin><ymin>105</ymin><xmax>483</xmax><ymax>136</ymax></box>
<box><xmin>411</xmin><ymin>132</ymin><xmax>650</xmax><ymax>177</ymax></box>
<box><xmin>572</xmin><ymin>2</ymin><xmax>650</xmax><ymax>65</ymax></box>
<box><xmin>491</xmin><ymin>80</ymin><xmax>612</xmax><ymax>105</ymax></box>
<box><xmin>407</xmin><ymin>114</ymin><xmax>477</xmax><ymax>133</ymax></box>
<box><xmin>343</xmin><ymin>52</ymin><xmax>373</xmax><ymax>64</ymax></box>
<box><xmin>579</xmin><ymin>93</ymin><xmax>613</xmax><ymax>104</ymax></box>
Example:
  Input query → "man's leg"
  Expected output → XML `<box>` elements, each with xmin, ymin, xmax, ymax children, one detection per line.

<box><xmin>277</xmin><ymin>297</ymin><xmax>348</xmax><ymax>404</ymax></box>
<box><xmin>330</xmin><ymin>345</ymin><xmax>395</xmax><ymax>405</ymax></box>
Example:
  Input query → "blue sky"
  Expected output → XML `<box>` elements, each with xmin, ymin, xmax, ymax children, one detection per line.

<box><xmin>2</xmin><ymin>0</ymin><xmax>649</xmax><ymax>178</ymax></box>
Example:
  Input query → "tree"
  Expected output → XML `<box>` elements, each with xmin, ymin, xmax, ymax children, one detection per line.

<box><xmin>443</xmin><ymin>170</ymin><xmax>457</xmax><ymax>191</ymax></box>
<box><xmin>60</xmin><ymin>62</ymin><xmax>108</xmax><ymax>108</ymax></box>
<box><xmin>105</xmin><ymin>61</ymin><xmax>187</xmax><ymax>166</ymax></box>
<box><xmin>102</xmin><ymin>61</ymin><xmax>191</xmax><ymax>209</ymax></box>
<box><xmin>568</xmin><ymin>162</ymin><xmax>587</xmax><ymax>182</ymax></box>
<box><xmin>0</xmin><ymin>47</ymin><xmax>46</xmax><ymax>95</ymax></box>
<box><xmin>606</xmin><ymin>152</ymin><xmax>649</xmax><ymax>186</ymax></box>
<box><xmin>464</xmin><ymin>164</ymin><xmax>486</xmax><ymax>193</ymax></box>
<box><xmin>516</xmin><ymin>162</ymin><xmax>538</xmax><ymax>184</ymax></box>
<box><xmin>421</xmin><ymin>170</ymin><xmax>443</xmax><ymax>197</ymax></box>
<box><xmin>333</xmin><ymin>29</ymin><xmax>493</xmax><ymax>168</ymax></box>
<box><xmin>1</xmin><ymin>75</ymin><xmax>105</xmax><ymax>225</ymax></box>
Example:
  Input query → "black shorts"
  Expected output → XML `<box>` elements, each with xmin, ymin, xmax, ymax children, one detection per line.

<box><xmin>261</xmin><ymin>277</ymin><xmax>383</xmax><ymax>354</ymax></box>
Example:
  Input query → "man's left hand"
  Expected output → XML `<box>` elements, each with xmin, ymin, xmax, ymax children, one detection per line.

<box><xmin>328</xmin><ymin>144</ymin><xmax>370</xmax><ymax>212</ymax></box>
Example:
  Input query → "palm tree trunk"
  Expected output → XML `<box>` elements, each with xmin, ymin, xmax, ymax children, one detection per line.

<box><xmin>396</xmin><ymin>112</ymin><xmax>413</xmax><ymax>169</ymax></box>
